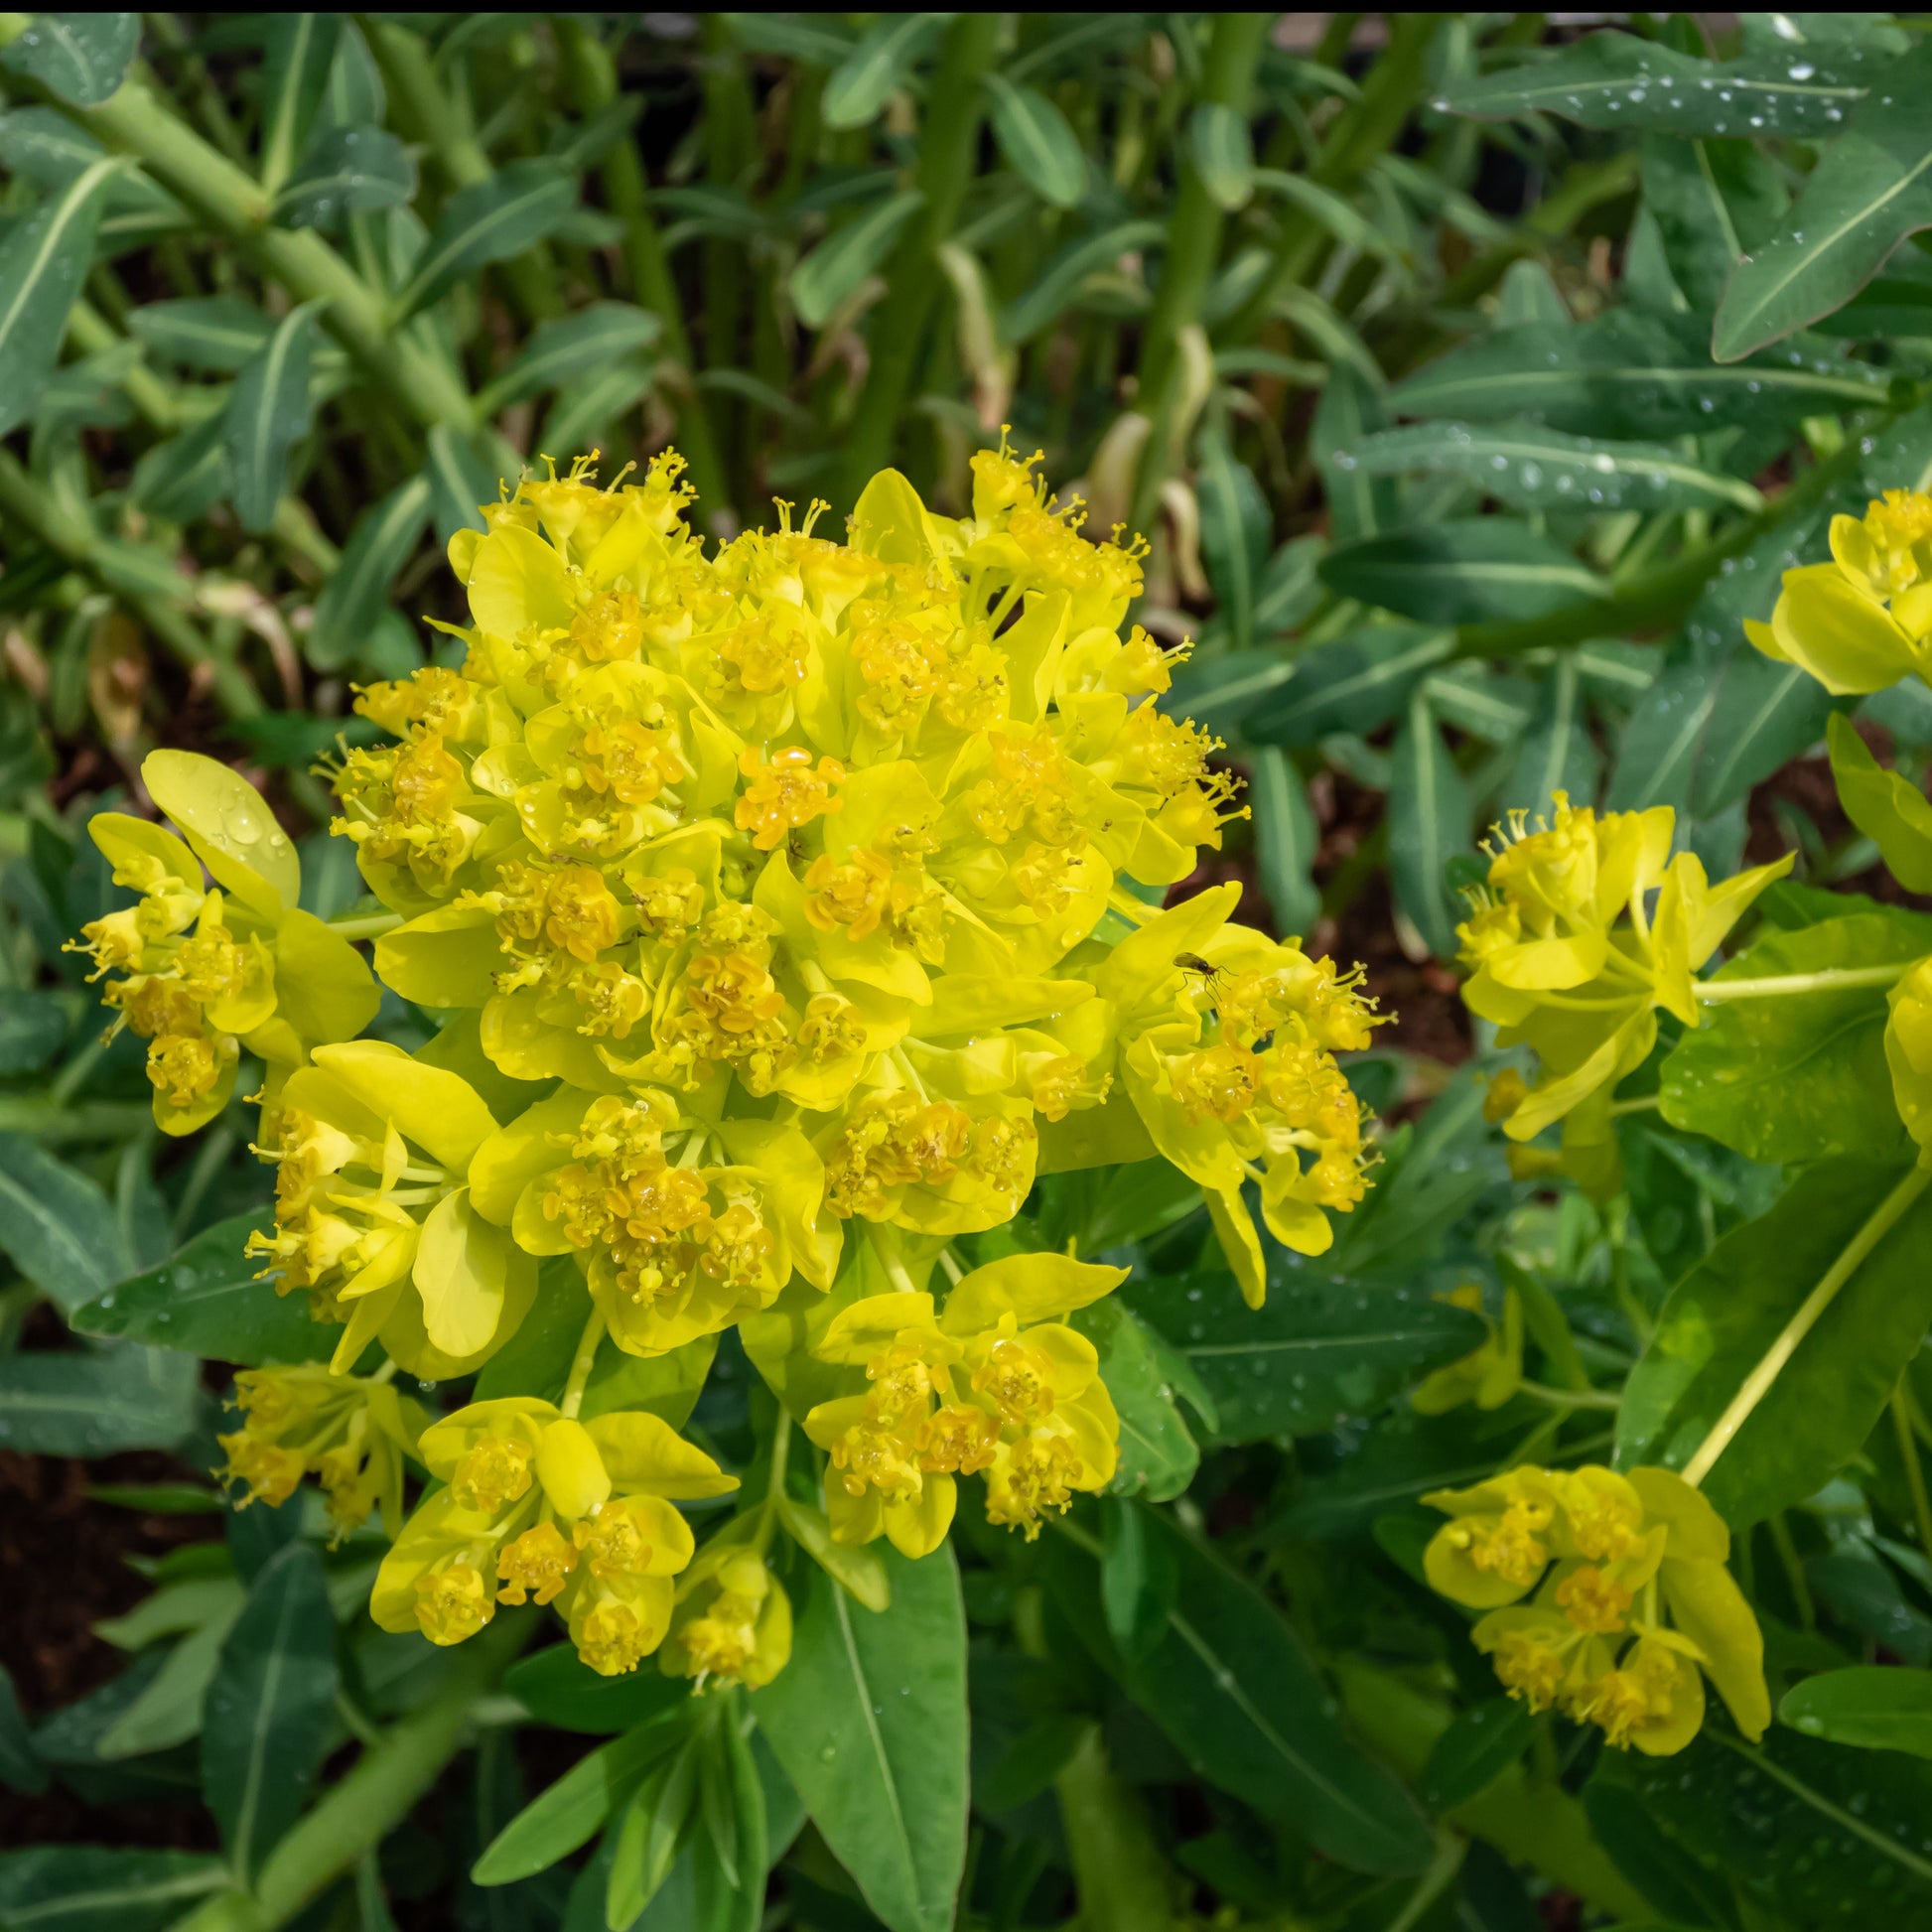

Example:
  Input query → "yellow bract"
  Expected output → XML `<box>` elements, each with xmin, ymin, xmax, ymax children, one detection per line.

<box><xmin>1457</xmin><ymin>793</ymin><xmax>1789</xmax><ymax>1142</ymax></box>
<box><xmin>1423</xmin><ymin>1463</ymin><xmax>1768</xmax><ymax>1756</ymax></box>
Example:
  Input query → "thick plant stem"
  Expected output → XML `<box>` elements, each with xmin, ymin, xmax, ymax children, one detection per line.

<box><xmin>1053</xmin><ymin>1724</ymin><xmax>1175</xmax><ymax>1932</ymax></box>
<box><xmin>1682</xmin><ymin>1167</ymin><xmax>1932</xmax><ymax>1489</ymax></box>
<box><xmin>835</xmin><ymin>12</ymin><xmax>1002</xmax><ymax>505</ymax></box>
<box><xmin>554</xmin><ymin>19</ymin><xmax>732</xmax><ymax>525</ymax></box>
<box><xmin>559</xmin><ymin>1308</ymin><xmax>608</xmax><ymax>1419</ymax></box>
<box><xmin>170</xmin><ymin>1614</ymin><xmax>530</xmax><ymax>1932</ymax></box>
<box><xmin>1696</xmin><ymin>963</ymin><xmax>1908</xmax><ymax>1002</ymax></box>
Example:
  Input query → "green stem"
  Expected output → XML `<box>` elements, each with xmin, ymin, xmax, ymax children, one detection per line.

<box><xmin>1682</xmin><ymin>1169</ymin><xmax>1932</xmax><ymax>1489</ymax></box>
<box><xmin>1696</xmin><ymin>963</ymin><xmax>1906</xmax><ymax>1003</ymax></box>
<box><xmin>325</xmin><ymin>910</ymin><xmax>404</xmax><ymax>939</ymax></box>
<box><xmin>1768</xmin><ymin>1512</ymin><xmax>1816</xmax><ymax>1631</ymax></box>
<box><xmin>170</xmin><ymin>1613</ymin><xmax>530</xmax><ymax>1932</ymax></box>
<box><xmin>1052</xmin><ymin>1723</ymin><xmax>1176</xmax><ymax>1932</ymax></box>
<box><xmin>835</xmin><ymin>11</ymin><xmax>1001</xmax><ymax>505</ymax></box>
<box><xmin>1518</xmin><ymin>1380</ymin><xmax>1621</xmax><ymax>1412</ymax></box>
<box><xmin>559</xmin><ymin>1307</ymin><xmax>608</xmax><ymax>1419</ymax></box>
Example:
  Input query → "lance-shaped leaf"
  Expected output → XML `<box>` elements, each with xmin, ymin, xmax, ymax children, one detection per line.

<box><xmin>1001</xmin><ymin>218</ymin><xmax>1166</xmax><ymax>345</ymax></box>
<box><xmin>0</xmin><ymin>12</ymin><xmax>139</xmax><ymax>105</ymax></box>
<box><xmin>752</xmin><ymin>1545</ymin><xmax>967</xmax><ymax>1932</ymax></box>
<box><xmin>1716</xmin><ymin>39</ymin><xmax>1932</xmax><ymax>359</ymax></box>
<box><xmin>275</xmin><ymin>124</ymin><xmax>414</xmax><ymax>231</ymax></box>
<box><xmin>0</xmin><ymin>1849</ymin><xmax>226</xmax><ymax>1932</ymax></box>
<box><xmin>1319</xmin><ymin>521</ymin><xmax>1601</xmax><ymax>625</ymax></box>
<box><xmin>258</xmin><ymin>13</ymin><xmax>341</xmax><ymax>193</ymax></box>
<box><xmin>128</xmin><ymin>295</ymin><xmax>273</xmax><ymax>372</ymax></box>
<box><xmin>398</xmin><ymin>159</ymin><xmax>578</xmax><ymax>320</ymax></box>
<box><xmin>475</xmin><ymin>1719</ymin><xmax>685</xmax><ymax>1881</ymax></box>
<box><xmin>1782</xmin><ymin>1667</ymin><xmax>1932</xmax><ymax>1758</ymax></box>
<box><xmin>790</xmin><ymin>190</ymin><xmax>925</xmax><ymax>330</ymax></box>
<box><xmin>1830</xmin><ymin>710</ymin><xmax>1932</xmax><ymax>890</ymax></box>
<box><xmin>307</xmin><ymin>474</ymin><xmax>431</xmax><ymax>672</ymax></box>
<box><xmin>0</xmin><ymin>154</ymin><xmax>124</xmax><ymax>437</ymax></box>
<box><xmin>1344</xmin><ymin>421</ymin><xmax>1764</xmax><ymax>515</ymax></box>
<box><xmin>1189</xmin><ymin>101</ymin><xmax>1254</xmax><ymax>210</ymax></box>
<box><xmin>1641</xmin><ymin>132</ymin><xmax>1787</xmax><ymax>315</ymax></box>
<box><xmin>203</xmin><ymin>1544</ymin><xmax>338</xmax><ymax>1882</ymax></box>
<box><xmin>224</xmin><ymin>300</ymin><xmax>323</xmax><ymax>533</ymax></box>
<box><xmin>1195</xmin><ymin>431</ymin><xmax>1270</xmax><ymax>652</ymax></box>
<box><xmin>0</xmin><ymin>1342</ymin><xmax>198</xmax><ymax>1456</ymax></box>
<box><xmin>1312</xmin><ymin>361</ymin><xmax>1393</xmax><ymax>542</ymax></box>
<box><xmin>1249</xmin><ymin>747</ymin><xmax>1321</xmax><ymax>937</ymax></box>
<box><xmin>0</xmin><ymin>1131</ymin><xmax>132</xmax><ymax>1311</ymax></box>
<box><xmin>1442</xmin><ymin>32</ymin><xmax>1875</xmax><ymax>140</ymax></box>
<box><xmin>821</xmin><ymin>14</ymin><xmax>944</xmax><ymax>130</ymax></box>
<box><xmin>985</xmin><ymin>75</ymin><xmax>1085</xmax><ymax>209</ymax></box>
<box><xmin>478</xmin><ymin>301</ymin><xmax>662</xmax><ymax>413</ymax></box>
<box><xmin>1388</xmin><ymin>690</ymin><xmax>1471</xmax><ymax>958</ymax></box>
<box><xmin>1618</xmin><ymin>1159</ymin><xmax>1932</xmax><ymax>1525</ymax></box>
<box><xmin>1247</xmin><ymin>622</ymin><xmax>1455</xmax><ymax>748</ymax></box>
<box><xmin>1504</xmin><ymin>654</ymin><xmax>1598</xmax><ymax>822</ymax></box>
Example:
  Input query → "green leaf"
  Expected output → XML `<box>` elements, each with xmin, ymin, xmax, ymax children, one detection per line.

<box><xmin>539</xmin><ymin>362</ymin><xmax>655</xmax><ymax>458</ymax></box>
<box><xmin>258</xmin><ymin>13</ymin><xmax>341</xmax><ymax>194</ymax></box>
<box><xmin>1195</xmin><ymin>430</ymin><xmax>1270</xmax><ymax>651</ymax></box>
<box><xmin>1618</xmin><ymin>1160</ymin><xmax>1932</xmax><ymax>1525</ymax></box>
<box><xmin>773</xmin><ymin>1496</ymin><xmax>892</xmax><ymax>1612</ymax></box>
<box><xmin>580</xmin><ymin>1332</ymin><xmax>718</xmax><ymax>1430</ymax></box>
<box><xmin>1388</xmin><ymin>691</ymin><xmax>1472</xmax><ymax>957</ymax></box>
<box><xmin>1098</xmin><ymin>1497</ymin><xmax>1175</xmax><ymax>1662</ymax></box>
<box><xmin>998</xmin><ymin>218</ymin><xmax>1165</xmax><ymax>345</ymax></box>
<box><xmin>821</xmin><ymin>15</ymin><xmax>943</xmax><ymax>130</ymax></box>
<box><xmin>1418</xmin><ymin>1697</ymin><xmax>1532</xmax><ymax>1810</ymax></box>
<box><xmin>307</xmin><ymin>475</ymin><xmax>432</xmax><ymax>673</ymax></box>
<box><xmin>224</xmin><ymin>301</ymin><xmax>322</xmax><ymax>533</ymax></box>
<box><xmin>1188</xmin><ymin>101</ymin><xmax>1254</xmax><ymax>210</ymax></box>
<box><xmin>0</xmin><ymin>154</ymin><xmax>123</xmax><ymax>438</ymax></box>
<box><xmin>1716</xmin><ymin>40</ymin><xmax>1932</xmax><ymax>359</ymax></box>
<box><xmin>694</xmin><ymin>1713</ymin><xmax>766</xmax><ymax>1932</ymax></box>
<box><xmin>1782</xmin><ymin>1666</ymin><xmax>1932</xmax><ymax>1756</ymax></box>
<box><xmin>479</xmin><ymin>301</ymin><xmax>662</xmax><ymax>413</ymax></box>
<box><xmin>0</xmin><ymin>1131</ymin><xmax>132</xmax><ymax>1311</ymax></box>
<box><xmin>319</xmin><ymin>18</ymin><xmax>382</xmax><ymax>131</ymax></box>
<box><xmin>1829</xmin><ymin>710</ymin><xmax>1932</xmax><ymax>890</ymax></box>
<box><xmin>1247</xmin><ymin>622</ymin><xmax>1454</xmax><ymax>747</ymax></box>
<box><xmin>1249</xmin><ymin>747</ymin><xmax>1320</xmax><ymax>936</ymax></box>
<box><xmin>1047</xmin><ymin>1514</ymin><xmax>1435</xmax><ymax>1874</ymax></box>
<box><xmin>203</xmin><ymin>1542</ymin><xmax>338</xmax><ymax>1882</ymax></box>
<box><xmin>275</xmin><ymin>124</ymin><xmax>415</xmax><ymax>230</ymax></box>
<box><xmin>1345</xmin><ymin>421</ymin><xmax>1764</xmax><ymax>515</ymax></box>
<box><xmin>608</xmin><ymin>1744</ymin><xmax>699</xmax><ymax>1929</ymax></box>
<box><xmin>128</xmin><ymin>295</ymin><xmax>272</xmax><ymax>372</ymax></box>
<box><xmin>0</xmin><ymin>987</ymin><xmax>65</xmax><ymax>1074</ymax></box>
<box><xmin>984</xmin><ymin>75</ymin><xmax>1085</xmax><ymax>209</ymax></box>
<box><xmin>1166</xmin><ymin>647</ymin><xmax>1299</xmax><ymax>740</ymax></box>
<box><xmin>1254</xmin><ymin>167</ymin><xmax>1409</xmax><ymax>269</ymax></box>
<box><xmin>1642</xmin><ymin>132</ymin><xmax>1787</xmax><ymax>315</ymax></box>
<box><xmin>790</xmin><ymin>190</ymin><xmax>924</xmax><ymax>330</ymax></box>
<box><xmin>425</xmin><ymin>421</ymin><xmax>516</xmax><ymax>548</ymax></box>
<box><xmin>0</xmin><ymin>1662</ymin><xmax>46</xmax><ymax>1796</ymax></box>
<box><xmin>1691</xmin><ymin>653</ymin><xmax>1838</xmax><ymax>817</ymax></box>
<box><xmin>398</xmin><ymin>159</ymin><xmax>578</xmax><ymax>320</ymax></box>
<box><xmin>1659</xmin><ymin>912</ymin><xmax>1923</xmax><ymax>1163</ymax></box>
<box><xmin>1504</xmin><ymin>654</ymin><xmax>1597</xmax><ymax>822</ymax></box>
<box><xmin>69</xmin><ymin>1212</ymin><xmax>338</xmax><ymax>1366</ymax></box>
<box><xmin>132</xmin><ymin>411</ymin><xmax>231</xmax><ymax>521</ymax></box>
<box><xmin>503</xmin><ymin>1644</ymin><xmax>690</xmax><ymax>1736</ymax></box>
<box><xmin>0</xmin><ymin>1342</ymin><xmax>198</xmax><ymax>1455</ymax></box>
<box><xmin>1312</xmin><ymin>361</ymin><xmax>1393</xmax><ymax>543</ymax></box>
<box><xmin>1392</xmin><ymin>309</ymin><xmax>1888</xmax><ymax>437</ymax></box>
<box><xmin>1601</xmin><ymin>1725</ymin><xmax>1932</xmax><ymax>1926</ymax></box>
<box><xmin>476</xmin><ymin>1719</ymin><xmax>686</xmax><ymax>1884</ymax></box>
<box><xmin>751</xmin><ymin>1544</ymin><xmax>967</xmax><ymax>1932</ymax></box>
<box><xmin>0</xmin><ymin>13</ymin><xmax>139</xmax><ymax>106</ymax></box>
<box><xmin>1319</xmin><ymin>521</ymin><xmax>1601</xmax><ymax>625</ymax></box>
<box><xmin>98</xmin><ymin>1613</ymin><xmax>239</xmax><ymax>1759</ymax></box>
<box><xmin>1073</xmin><ymin>1297</ymin><xmax>1198</xmax><ymax>1502</ymax></box>
<box><xmin>1443</xmin><ymin>33</ymin><xmax>1872</xmax><ymax>139</ymax></box>
<box><xmin>1125</xmin><ymin>1258</ymin><xmax>1485</xmax><ymax>1446</ymax></box>
<box><xmin>0</xmin><ymin>1849</ymin><xmax>226</xmax><ymax>1932</ymax></box>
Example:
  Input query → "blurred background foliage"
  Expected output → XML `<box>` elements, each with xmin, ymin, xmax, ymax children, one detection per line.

<box><xmin>11</xmin><ymin>11</ymin><xmax>1932</xmax><ymax>1932</ymax></box>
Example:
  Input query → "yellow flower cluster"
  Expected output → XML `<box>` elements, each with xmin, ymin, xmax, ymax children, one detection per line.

<box><xmin>1457</xmin><ymin>793</ymin><xmax>1788</xmax><ymax>1144</ymax></box>
<box><xmin>1747</xmin><ymin>489</ymin><xmax>1932</xmax><ymax>694</ymax></box>
<box><xmin>78</xmin><ymin>451</ymin><xmax>1393</xmax><ymax>1682</ymax></box>
<box><xmin>1425</xmin><ymin>1464</ymin><xmax>1768</xmax><ymax>1756</ymax></box>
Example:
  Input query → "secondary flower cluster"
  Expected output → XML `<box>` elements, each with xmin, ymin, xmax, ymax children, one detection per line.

<box><xmin>1457</xmin><ymin>792</ymin><xmax>1788</xmax><ymax>1143</ymax></box>
<box><xmin>1425</xmin><ymin>1464</ymin><xmax>1768</xmax><ymax>1756</ymax></box>
<box><xmin>82</xmin><ymin>451</ymin><xmax>1392</xmax><ymax>1683</ymax></box>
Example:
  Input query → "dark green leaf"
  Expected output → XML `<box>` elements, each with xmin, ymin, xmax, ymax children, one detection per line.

<box><xmin>1125</xmin><ymin>1258</ymin><xmax>1484</xmax><ymax>1446</ymax></box>
<box><xmin>1418</xmin><ymin>1697</ymin><xmax>1532</xmax><ymax>1810</ymax></box>
<box><xmin>790</xmin><ymin>190</ymin><xmax>924</xmax><ymax>330</ymax></box>
<box><xmin>307</xmin><ymin>476</ymin><xmax>432</xmax><ymax>673</ymax></box>
<box><xmin>1319</xmin><ymin>522</ymin><xmax>1600</xmax><ymax>625</ymax></box>
<box><xmin>0</xmin><ymin>1662</ymin><xmax>46</xmax><ymax>1796</ymax></box>
<box><xmin>1444</xmin><ymin>33</ymin><xmax>1873</xmax><ymax>139</ymax></box>
<box><xmin>69</xmin><ymin>1212</ymin><xmax>338</xmax><ymax>1366</ymax></box>
<box><xmin>1074</xmin><ymin>1297</ymin><xmax>1197</xmax><ymax>1501</ymax></box>
<box><xmin>1716</xmin><ymin>40</ymin><xmax>1932</xmax><ymax>358</ymax></box>
<box><xmin>203</xmin><ymin>1543</ymin><xmax>338</xmax><ymax>1881</ymax></box>
<box><xmin>1642</xmin><ymin>133</ymin><xmax>1787</xmax><ymax>315</ymax></box>
<box><xmin>504</xmin><ymin>1645</ymin><xmax>691</xmax><ymax>1737</ymax></box>
<box><xmin>1312</xmin><ymin>362</ymin><xmax>1393</xmax><ymax>542</ymax></box>
<box><xmin>821</xmin><ymin>15</ymin><xmax>943</xmax><ymax>130</ymax></box>
<box><xmin>1392</xmin><ymin>310</ymin><xmax>1888</xmax><ymax>437</ymax></box>
<box><xmin>985</xmin><ymin>76</ymin><xmax>1085</xmax><ymax>209</ymax></box>
<box><xmin>751</xmin><ymin>1545</ymin><xmax>967</xmax><ymax>1932</ymax></box>
<box><xmin>1782</xmin><ymin>1666</ymin><xmax>1932</xmax><ymax>1757</ymax></box>
<box><xmin>0</xmin><ymin>1848</ymin><xmax>226</xmax><ymax>1932</ymax></box>
<box><xmin>0</xmin><ymin>1130</ymin><xmax>131</xmax><ymax>1311</ymax></box>
<box><xmin>258</xmin><ymin>14</ymin><xmax>342</xmax><ymax>193</ymax></box>
<box><xmin>1247</xmin><ymin>622</ymin><xmax>1454</xmax><ymax>747</ymax></box>
<box><xmin>1388</xmin><ymin>691</ymin><xmax>1471</xmax><ymax>957</ymax></box>
<box><xmin>1098</xmin><ymin>1496</ymin><xmax>1176</xmax><ymax>1662</ymax></box>
<box><xmin>0</xmin><ymin>1343</ymin><xmax>197</xmax><ymax>1455</ymax></box>
<box><xmin>1660</xmin><ymin>913</ymin><xmax>1922</xmax><ymax>1163</ymax></box>
<box><xmin>1000</xmin><ymin>219</ymin><xmax>1166</xmax><ymax>345</ymax></box>
<box><xmin>0</xmin><ymin>154</ymin><xmax>123</xmax><ymax>437</ymax></box>
<box><xmin>425</xmin><ymin>421</ymin><xmax>517</xmax><ymax>548</ymax></box>
<box><xmin>399</xmin><ymin>160</ymin><xmax>579</xmax><ymax>320</ymax></box>
<box><xmin>480</xmin><ymin>302</ymin><xmax>662</xmax><ymax>412</ymax></box>
<box><xmin>275</xmin><ymin>124</ymin><xmax>414</xmax><ymax>230</ymax></box>
<box><xmin>224</xmin><ymin>301</ymin><xmax>322</xmax><ymax>533</ymax></box>
<box><xmin>1618</xmin><ymin>1160</ymin><xmax>1932</xmax><ymax>1525</ymax></box>
<box><xmin>132</xmin><ymin>411</ymin><xmax>232</xmax><ymax>521</ymax></box>
<box><xmin>1048</xmin><ymin>1513</ymin><xmax>1435</xmax><ymax>1873</ymax></box>
<box><xmin>1249</xmin><ymin>747</ymin><xmax>1320</xmax><ymax>935</ymax></box>
<box><xmin>1582</xmin><ymin>1776</ymin><xmax>1743</xmax><ymax>1930</ymax></box>
<box><xmin>609</xmin><ymin>1743</ymin><xmax>699</xmax><ymax>1928</ymax></box>
<box><xmin>0</xmin><ymin>988</ymin><xmax>65</xmax><ymax>1074</ymax></box>
<box><xmin>1690</xmin><ymin>653</ymin><xmax>1838</xmax><ymax>816</ymax></box>
<box><xmin>128</xmin><ymin>296</ymin><xmax>272</xmax><ymax>372</ymax></box>
<box><xmin>1504</xmin><ymin>655</ymin><xmax>1597</xmax><ymax>822</ymax></box>
<box><xmin>1809</xmin><ymin>1550</ymin><xmax>1932</xmax><ymax>1664</ymax></box>
<box><xmin>1195</xmin><ymin>431</ymin><xmax>1270</xmax><ymax>651</ymax></box>
<box><xmin>0</xmin><ymin>13</ymin><xmax>139</xmax><ymax>106</ymax></box>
